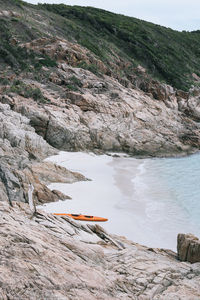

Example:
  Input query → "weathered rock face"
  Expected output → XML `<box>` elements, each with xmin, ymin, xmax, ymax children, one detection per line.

<box><xmin>0</xmin><ymin>102</ymin><xmax>53</xmax><ymax>203</ymax></box>
<box><xmin>1</xmin><ymin>33</ymin><xmax>200</xmax><ymax>157</ymax></box>
<box><xmin>177</xmin><ymin>233</ymin><xmax>200</xmax><ymax>263</ymax></box>
<box><xmin>184</xmin><ymin>90</ymin><xmax>200</xmax><ymax>121</ymax></box>
<box><xmin>0</xmin><ymin>202</ymin><xmax>199</xmax><ymax>300</ymax></box>
<box><xmin>0</xmin><ymin>103</ymin><xmax>53</xmax><ymax>159</ymax></box>
<box><xmin>2</xmin><ymin>62</ymin><xmax>200</xmax><ymax>157</ymax></box>
<box><xmin>0</xmin><ymin>103</ymin><xmax>87</xmax><ymax>205</ymax></box>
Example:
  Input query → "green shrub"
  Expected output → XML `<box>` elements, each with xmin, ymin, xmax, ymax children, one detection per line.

<box><xmin>69</xmin><ymin>76</ymin><xmax>83</xmax><ymax>87</ymax></box>
<box><xmin>0</xmin><ymin>77</ymin><xmax>10</xmax><ymax>85</ymax></box>
<box><xmin>66</xmin><ymin>84</ymin><xmax>79</xmax><ymax>91</ymax></box>
<box><xmin>77</xmin><ymin>62</ymin><xmax>100</xmax><ymax>75</ymax></box>
<box><xmin>12</xmin><ymin>0</ymin><xmax>24</xmax><ymax>8</ymax></box>
<box><xmin>9</xmin><ymin>81</ymin><xmax>48</xmax><ymax>103</ymax></box>
<box><xmin>0</xmin><ymin>19</ymin><xmax>57</xmax><ymax>73</ymax></box>
<box><xmin>66</xmin><ymin>76</ymin><xmax>83</xmax><ymax>91</ymax></box>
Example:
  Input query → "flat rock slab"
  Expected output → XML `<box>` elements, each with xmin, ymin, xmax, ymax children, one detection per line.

<box><xmin>0</xmin><ymin>202</ymin><xmax>199</xmax><ymax>300</ymax></box>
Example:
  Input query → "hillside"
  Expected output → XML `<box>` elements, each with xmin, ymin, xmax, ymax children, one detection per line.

<box><xmin>1</xmin><ymin>0</ymin><xmax>200</xmax><ymax>91</ymax></box>
<box><xmin>39</xmin><ymin>3</ymin><xmax>200</xmax><ymax>91</ymax></box>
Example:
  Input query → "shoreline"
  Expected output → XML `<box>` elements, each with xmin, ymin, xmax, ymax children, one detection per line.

<box><xmin>66</xmin><ymin>147</ymin><xmax>200</xmax><ymax>160</ymax></box>
<box><xmin>39</xmin><ymin>151</ymin><xmax>200</xmax><ymax>251</ymax></box>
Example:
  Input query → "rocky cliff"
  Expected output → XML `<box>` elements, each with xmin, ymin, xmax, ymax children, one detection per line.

<box><xmin>0</xmin><ymin>1</ymin><xmax>200</xmax><ymax>299</ymax></box>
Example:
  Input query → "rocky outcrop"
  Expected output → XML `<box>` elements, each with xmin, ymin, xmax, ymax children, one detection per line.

<box><xmin>1</xmin><ymin>5</ymin><xmax>200</xmax><ymax>156</ymax></box>
<box><xmin>2</xmin><ymin>63</ymin><xmax>200</xmax><ymax>157</ymax></box>
<box><xmin>177</xmin><ymin>233</ymin><xmax>200</xmax><ymax>263</ymax></box>
<box><xmin>0</xmin><ymin>103</ymin><xmax>86</xmax><ymax>205</ymax></box>
<box><xmin>27</xmin><ymin>161</ymin><xmax>88</xmax><ymax>204</ymax></box>
<box><xmin>23</xmin><ymin>37</ymin><xmax>110</xmax><ymax>75</ymax></box>
<box><xmin>31</xmin><ymin>161</ymin><xmax>88</xmax><ymax>185</ymax></box>
<box><xmin>181</xmin><ymin>88</ymin><xmax>200</xmax><ymax>121</ymax></box>
<box><xmin>1</xmin><ymin>33</ymin><xmax>200</xmax><ymax>208</ymax></box>
<box><xmin>0</xmin><ymin>10</ymin><xmax>20</xmax><ymax>18</ymax></box>
<box><xmin>0</xmin><ymin>201</ymin><xmax>199</xmax><ymax>300</ymax></box>
<box><xmin>0</xmin><ymin>102</ymin><xmax>53</xmax><ymax>203</ymax></box>
<box><xmin>0</xmin><ymin>102</ymin><xmax>54</xmax><ymax>159</ymax></box>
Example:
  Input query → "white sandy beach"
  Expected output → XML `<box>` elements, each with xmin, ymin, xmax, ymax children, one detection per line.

<box><xmin>39</xmin><ymin>151</ymin><xmax>200</xmax><ymax>251</ymax></box>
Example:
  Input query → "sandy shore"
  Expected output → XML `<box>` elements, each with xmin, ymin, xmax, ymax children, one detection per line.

<box><xmin>40</xmin><ymin>152</ymin><xmax>151</xmax><ymax>243</ymax></box>
<box><xmin>39</xmin><ymin>151</ymin><xmax>200</xmax><ymax>251</ymax></box>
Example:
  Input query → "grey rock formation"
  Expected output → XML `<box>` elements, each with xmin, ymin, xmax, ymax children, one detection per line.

<box><xmin>0</xmin><ymin>102</ymin><xmax>55</xmax><ymax>159</ymax></box>
<box><xmin>3</xmin><ymin>63</ymin><xmax>200</xmax><ymax>158</ymax></box>
<box><xmin>1</xmin><ymin>36</ymin><xmax>200</xmax><ymax>157</ymax></box>
<box><xmin>0</xmin><ymin>163</ymin><xmax>23</xmax><ymax>204</ymax></box>
<box><xmin>0</xmin><ymin>103</ymin><xmax>85</xmax><ymax>205</ymax></box>
<box><xmin>0</xmin><ymin>202</ymin><xmax>199</xmax><ymax>300</ymax></box>
<box><xmin>177</xmin><ymin>233</ymin><xmax>200</xmax><ymax>263</ymax></box>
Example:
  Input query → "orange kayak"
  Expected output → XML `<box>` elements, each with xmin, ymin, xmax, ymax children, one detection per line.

<box><xmin>53</xmin><ymin>213</ymin><xmax>108</xmax><ymax>222</ymax></box>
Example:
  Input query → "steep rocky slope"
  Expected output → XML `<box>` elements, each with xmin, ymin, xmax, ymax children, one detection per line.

<box><xmin>2</xmin><ymin>56</ymin><xmax>200</xmax><ymax>156</ymax></box>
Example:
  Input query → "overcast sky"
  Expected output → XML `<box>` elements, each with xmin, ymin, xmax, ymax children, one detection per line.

<box><xmin>26</xmin><ymin>0</ymin><xmax>200</xmax><ymax>31</ymax></box>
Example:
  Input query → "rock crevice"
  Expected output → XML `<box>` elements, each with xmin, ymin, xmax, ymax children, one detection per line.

<box><xmin>0</xmin><ymin>202</ymin><xmax>199</xmax><ymax>300</ymax></box>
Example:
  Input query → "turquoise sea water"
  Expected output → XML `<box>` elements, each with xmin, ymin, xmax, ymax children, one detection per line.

<box><xmin>143</xmin><ymin>153</ymin><xmax>200</xmax><ymax>235</ymax></box>
<box><xmin>42</xmin><ymin>151</ymin><xmax>200</xmax><ymax>251</ymax></box>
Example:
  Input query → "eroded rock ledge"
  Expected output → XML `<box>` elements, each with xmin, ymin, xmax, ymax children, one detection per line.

<box><xmin>0</xmin><ymin>202</ymin><xmax>199</xmax><ymax>300</ymax></box>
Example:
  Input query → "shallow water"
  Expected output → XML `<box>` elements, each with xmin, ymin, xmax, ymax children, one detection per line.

<box><xmin>40</xmin><ymin>151</ymin><xmax>200</xmax><ymax>251</ymax></box>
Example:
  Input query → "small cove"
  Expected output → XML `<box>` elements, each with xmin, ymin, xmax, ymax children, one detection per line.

<box><xmin>40</xmin><ymin>151</ymin><xmax>200</xmax><ymax>251</ymax></box>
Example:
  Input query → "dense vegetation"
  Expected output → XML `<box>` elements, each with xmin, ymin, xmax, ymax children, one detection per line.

<box><xmin>0</xmin><ymin>17</ymin><xmax>56</xmax><ymax>73</ymax></box>
<box><xmin>0</xmin><ymin>0</ymin><xmax>200</xmax><ymax>91</ymax></box>
<box><xmin>39</xmin><ymin>4</ymin><xmax>200</xmax><ymax>91</ymax></box>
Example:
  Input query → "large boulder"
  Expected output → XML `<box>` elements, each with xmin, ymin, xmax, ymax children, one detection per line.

<box><xmin>177</xmin><ymin>233</ymin><xmax>200</xmax><ymax>263</ymax></box>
